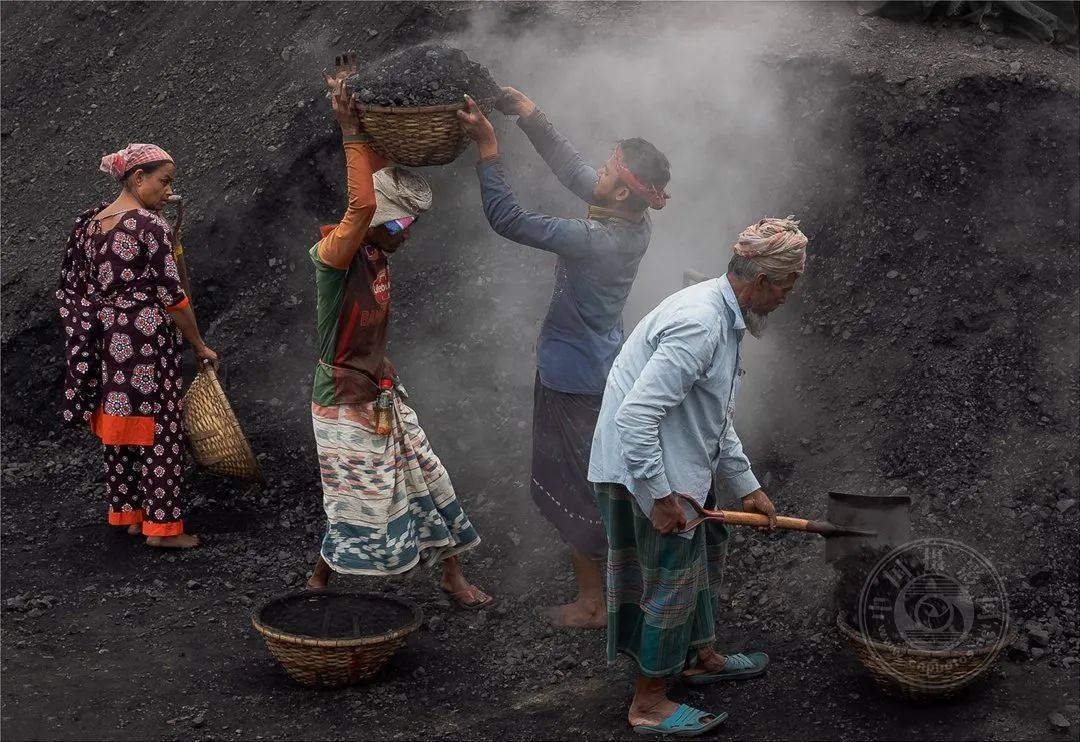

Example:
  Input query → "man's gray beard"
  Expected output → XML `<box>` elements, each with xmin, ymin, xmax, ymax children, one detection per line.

<box><xmin>744</xmin><ymin>310</ymin><xmax>768</xmax><ymax>338</ymax></box>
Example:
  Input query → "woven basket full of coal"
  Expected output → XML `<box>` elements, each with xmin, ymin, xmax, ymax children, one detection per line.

<box><xmin>348</xmin><ymin>44</ymin><xmax>501</xmax><ymax>167</ymax></box>
<box><xmin>252</xmin><ymin>591</ymin><xmax>423</xmax><ymax>688</ymax></box>
<box><xmin>354</xmin><ymin>100</ymin><xmax>496</xmax><ymax>167</ymax></box>
<box><xmin>182</xmin><ymin>364</ymin><xmax>263</xmax><ymax>482</ymax></box>
<box><xmin>836</xmin><ymin>614</ymin><xmax>1012</xmax><ymax>700</ymax></box>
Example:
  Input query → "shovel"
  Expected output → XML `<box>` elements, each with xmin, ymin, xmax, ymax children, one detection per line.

<box><xmin>677</xmin><ymin>492</ymin><xmax>910</xmax><ymax>561</ymax></box>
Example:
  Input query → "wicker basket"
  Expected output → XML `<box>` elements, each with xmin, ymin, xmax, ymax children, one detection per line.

<box><xmin>836</xmin><ymin>614</ymin><xmax>1010</xmax><ymax>700</ymax></box>
<box><xmin>252</xmin><ymin>591</ymin><xmax>422</xmax><ymax>688</ymax></box>
<box><xmin>355</xmin><ymin>97</ymin><xmax>495</xmax><ymax>167</ymax></box>
<box><xmin>183</xmin><ymin>364</ymin><xmax>263</xmax><ymax>483</ymax></box>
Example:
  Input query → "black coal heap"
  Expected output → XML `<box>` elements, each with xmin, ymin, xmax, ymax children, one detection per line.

<box><xmin>349</xmin><ymin>44</ymin><xmax>502</xmax><ymax>107</ymax></box>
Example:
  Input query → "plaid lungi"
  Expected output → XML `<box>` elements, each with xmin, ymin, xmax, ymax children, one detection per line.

<box><xmin>593</xmin><ymin>482</ymin><xmax>729</xmax><ymax>677</ymax></box>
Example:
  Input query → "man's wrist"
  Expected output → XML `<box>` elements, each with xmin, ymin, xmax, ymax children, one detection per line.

<box><xmin>477</xmin><ymin>138</ymin><xmax>499</xmax><ymax>160</ymax></box>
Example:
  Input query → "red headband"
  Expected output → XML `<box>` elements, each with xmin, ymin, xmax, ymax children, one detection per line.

<box><xmin>609</xmin><ymin>145</ymin><xmax>670</xmax><ymax>210</ymax></box>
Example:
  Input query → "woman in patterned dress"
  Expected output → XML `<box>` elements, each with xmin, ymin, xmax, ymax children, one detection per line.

<box><xmin>57</xmin><ymin>143</ymin><xmax>217</xmax><ymax>548</ymax></box>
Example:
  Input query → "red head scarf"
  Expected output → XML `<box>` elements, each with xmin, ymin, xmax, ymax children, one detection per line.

<box><xmin>608</xmin><ymin>144</ymin><xmax>670</xmax><ymax>210</ymax></box>
<box><xmin>99</xmin><ymin>143</ymin><xmax>173</xmax><ymax>182</ymax></box>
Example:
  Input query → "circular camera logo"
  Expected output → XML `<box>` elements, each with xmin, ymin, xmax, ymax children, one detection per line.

<box><xmin>857</xmin><ymin>538</ymin><xmax>1009</xmax><ymax>691</ymax></box>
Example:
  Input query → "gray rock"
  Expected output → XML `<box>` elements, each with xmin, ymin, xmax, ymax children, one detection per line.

<box><xmin>1048</xmin><ymin>712</ymin><xmax>1069</xmax><ymax>731</ymax></box>
<box><xmin>1056</xmin><ymin>499</ymin><xmax>1076</xmax><ymax>514</ymax></box>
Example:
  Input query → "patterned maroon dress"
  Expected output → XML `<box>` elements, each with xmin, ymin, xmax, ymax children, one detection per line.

<box><xmin>57</xmin><ymin>202</ymin><xmax>190</xmax><ymax>536</ymax></box>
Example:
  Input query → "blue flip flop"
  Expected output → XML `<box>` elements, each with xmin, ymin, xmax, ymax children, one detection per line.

<box><xmin>681</xmin><ymin>651</ymin><xmax>770</xmax><ymax>685</ymax></box>
<box><xmin>632</xmin><ymin>704</ymin><xmax>728</xmax><ymax>737</ymax></box>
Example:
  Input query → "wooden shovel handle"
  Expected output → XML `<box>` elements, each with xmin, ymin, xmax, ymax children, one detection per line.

<box><xmin>678</xmin><ymin>496</ymin><xmax>839</xmax><ymax>535</ymax></box>
<box><xmin>709</xmin><ymin>510</ymin><xmax>820</xmax><ymax>532</ymax></box>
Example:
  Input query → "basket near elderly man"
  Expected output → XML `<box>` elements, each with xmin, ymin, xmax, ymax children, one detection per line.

<box><xmin>299</xmin><ymin>53</ymin><xmax>494</xmax><ymax>611</ymax></box>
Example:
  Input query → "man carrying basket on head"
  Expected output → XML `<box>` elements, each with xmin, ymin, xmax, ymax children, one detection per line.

<box><xmin>305</xmin><ymin>55</ymin><xmax>492</xmax><ymax>610</ymax></box>
<box><xmin>457</xmin><ymin>90</ymin><xmax>670</xmax><ymax>628</ymax></box>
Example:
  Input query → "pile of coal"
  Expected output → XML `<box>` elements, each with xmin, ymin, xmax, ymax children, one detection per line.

<box><xmin>349</xmin><ymin>44</ymin><xmax>501</xmax><ymax>107</ymax></box>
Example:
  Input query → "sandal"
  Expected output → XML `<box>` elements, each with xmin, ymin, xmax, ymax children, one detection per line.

<box><xmin>442</xmin><ymin>585</ymin><xmax>494</xmax><ymax>610</ymax></box>
<box><xmin>633</xmin><ymin>704</ymin><xmax>728</xmax><ymax>737</ymax></box>
<box><xmin>681</xmin><ymin>651</ymin><xmax>769</xmax><ymax>685</ymax></box>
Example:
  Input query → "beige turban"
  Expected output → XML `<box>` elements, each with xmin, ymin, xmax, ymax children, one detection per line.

<box><xmin>371</xmin><ymin>166</ymin><xmax>433</xmax><ymax>227</ymax></box>
<box><xmin>732</xmin><ymin>215</ymin><xmax>808</xmax><ymax>275</ymax></box>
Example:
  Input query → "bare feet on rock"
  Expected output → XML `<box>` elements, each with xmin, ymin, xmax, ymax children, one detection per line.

<box><xmin>542</xmin><ymin>600</ymin><xmax>606</xmax><ymax>629</ymax></box>
<box><xmin>145</xmin><ymin>533</ymin><xmax>200</xmax><ymax>549</ymax></box>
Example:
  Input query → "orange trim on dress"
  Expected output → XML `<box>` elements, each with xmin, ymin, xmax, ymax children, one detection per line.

<box><xmin>108</xmin><ymin>509</ymin><xmax>144</xmax><ymax>526</ymax></box>
<box><xmin>166</xmin><ymin>295</ymin><xmax>190</xmax><ymax>312</ymax></box>
<box><xmin>142</xmin><ymin>520</ymin><xmax>184</xmax><ymax>537</ymax></box>
<box><xmin>91</xmin><ymin>407</ymin><xmax>155</xmax><ymax>446</ymax></box>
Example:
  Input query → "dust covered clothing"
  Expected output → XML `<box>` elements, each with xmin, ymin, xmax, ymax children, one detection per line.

<box><xmin>310</xmin><ymin>140</ymin><xmax>479</xmax><ymax>575</ymax></box>
<box><xmin>310</xmin><ymin>143</ymin><xmax>394</xmax><ymax>406</ymax></box>
<box><xmin>475</xmin><ymin>109</ymin><xmax>651</xmax><ymax>555</ymax></box>
<box><xmin>531</xmin><ymin>375</ymin><xmax>605</xmax><ymax>559</ymax></box>
<box><xmin>476</xmin><ymin>108</ymin><xmax>652</xmax><ymax>395</ymax></box>
<box><xmin>313</xmin><ymin>399</ymin><xmax>479</xmax><ymax>575</ymax></box>
<box><xmin>594</xmin><ymin>482</ymin><xmax>729</xmax><ymax>677</ymax></box>
<box><xmin>588</xmin><ymin>275</ymin><xmax>761</xmax><ymax>528</ymax></box>
<box><xmin>56</xmin><ymin>203</ymin><xmax>190</xmax><ymax>536</ymax></box>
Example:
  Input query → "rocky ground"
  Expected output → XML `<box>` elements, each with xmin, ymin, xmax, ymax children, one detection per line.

<box><xmin>2</xmin><ymin>2</ymin><xmax>1078</xmax><ymax>740</ymax></box>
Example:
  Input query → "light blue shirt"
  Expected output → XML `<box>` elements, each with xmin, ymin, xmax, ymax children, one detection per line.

<box><xmin>587</xmin><ymin>275</ymin><xmax>761</xmax><ymax>528</ymax></box>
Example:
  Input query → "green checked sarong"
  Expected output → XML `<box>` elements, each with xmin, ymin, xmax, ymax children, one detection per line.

<box><xmin>593</xmin><ymin>482</ymin><xmax>730</xmax><ymax>677</ymax></box>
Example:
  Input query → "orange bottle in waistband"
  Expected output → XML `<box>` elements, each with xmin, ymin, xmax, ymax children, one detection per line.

<box><xmin>374</xmin><ymin>378</ymin><xmax>394</xmax><ymax>436</ymax></box>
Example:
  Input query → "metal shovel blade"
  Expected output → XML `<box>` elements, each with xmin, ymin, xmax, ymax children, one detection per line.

<box><xmin>824</xmin><ymin>491</ymin><xmax>911</xmax><ymax>562</ymax></box>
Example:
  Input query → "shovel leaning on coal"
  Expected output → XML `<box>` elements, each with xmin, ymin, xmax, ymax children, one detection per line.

<box><xmin>678</xmin><ymin>492</ymin><xmax>911</xmax><ymax>561</ymax></box>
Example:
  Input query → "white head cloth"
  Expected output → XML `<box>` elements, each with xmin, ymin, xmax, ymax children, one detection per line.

<box><xmin>371</xmin><ymin>166</ymin><xmax>433</xmax><ymax>227</ymax></box>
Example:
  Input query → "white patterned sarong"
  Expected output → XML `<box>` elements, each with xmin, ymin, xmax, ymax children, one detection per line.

<box><xmin>313</xmin><ymin>397</ymin><xmax>480</xmax><ymax>575</ymax></box>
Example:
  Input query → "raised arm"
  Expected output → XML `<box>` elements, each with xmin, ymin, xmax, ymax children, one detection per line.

<box><xmin>499</xmin><ymin>87</ymin><xmax>598</xmax><ymax>204</ymax></box>
<box><xmin>475</xmin><ymin>155</ymin><xmax>594</xmax><ymax>258</ymax></box>
<box><xmin>315</xmin><ymin>142</ymin><xmax>388</xmax><ymax>269</ymax></box>
<box><xmin>461</xmin><ymin>95</ymin><xmax>594</xmax><ymax>258</ymax></box>
<box><xmin>315</xmin><ymin>54</ymin><xmax>389</xmax><ymax>270</ymax></box>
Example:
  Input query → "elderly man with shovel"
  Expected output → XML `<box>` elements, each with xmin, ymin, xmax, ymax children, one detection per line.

<box><xmin>587</xmin><ymin>217</ymin><xmax>808</xmax><ymax>736</ymax></box>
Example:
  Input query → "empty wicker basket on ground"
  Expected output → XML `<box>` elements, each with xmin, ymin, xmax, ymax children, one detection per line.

<box><xmin>836</xmin><ymin>614</ymin><xmax>1011</xmax><ymax>700</ymax></box>
<box><xmin>355</xmin><ymin>97</ymin><xmax>495</xmax><ymax>167</ymax></box>
<box><xmin>183</xmin><ymin>363</ymin><xmax>263</xmax><ymax>483</ymax></box>
<box><xmin>253</xmin><ymin>591</ymin><xmax>423</xmax><ymax>688</ymax></box>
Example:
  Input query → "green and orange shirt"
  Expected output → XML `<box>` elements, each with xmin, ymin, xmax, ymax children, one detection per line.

<box><xmin>310</xmin><ymin>141</ymin><xmax>394</xmax><ymax>407</ymax></box>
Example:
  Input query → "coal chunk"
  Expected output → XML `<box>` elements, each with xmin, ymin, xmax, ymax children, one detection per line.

<box><xmin>348</xmin><ymin>44</ymin><xmax>501</xmax><ymax>107</ymax></box>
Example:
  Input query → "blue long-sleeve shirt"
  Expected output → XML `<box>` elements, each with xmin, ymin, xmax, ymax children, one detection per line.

<box><xmin>587</xmin><ymin>276</ymin><xmax>761</xmax><ymax>535</ymax></box>
<box><xmin>475</xmin><ymin>109</ymin><xmax>652</xmax><ymax>395</ymax></box>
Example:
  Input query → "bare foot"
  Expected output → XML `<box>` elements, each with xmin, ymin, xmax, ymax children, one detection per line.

<box><xmin>542</xmin><ymin>600</ymin><xmax>606</xmax><ymax>629</ymax></box>
<box><xmin>307</xmin><ymin>556</ymin><xmax>334</xmax><ymax>590</ymax></box>
<box><xmin>127</xmin><ymin>524</ymin><xmax>142</xmax><ymax>535</ymax></box>
<box><xmin>145</xmin><ymin>533</ymin><xmax>200</xmax><ymax>549</ymax></box>
<box><xmin>628</xmin><ymin>696</ymin><xmax>683</xmax><ymax>728</ymax></box>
